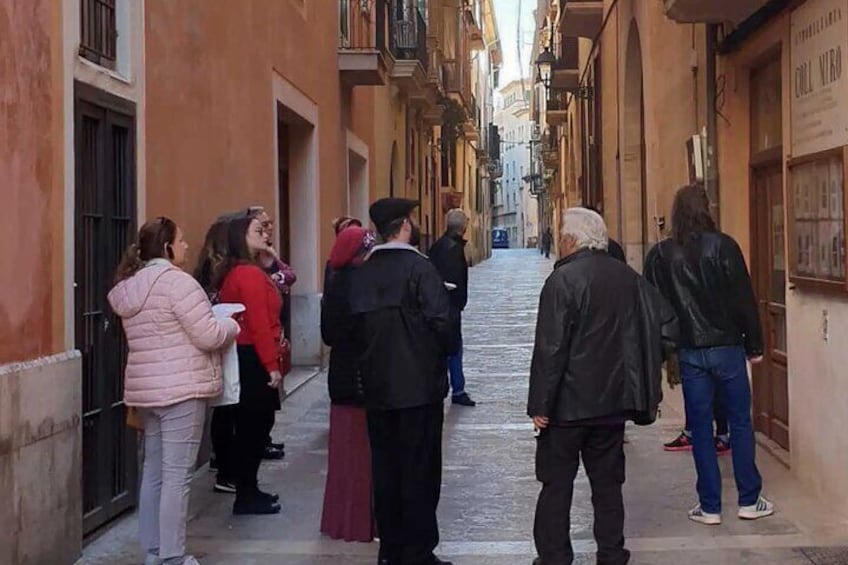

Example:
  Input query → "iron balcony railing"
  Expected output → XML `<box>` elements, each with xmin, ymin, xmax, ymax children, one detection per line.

<box><xmin>338</xmin><ymin>0</ymin><xmax>388</xmax><ymax>52</ymax></box>
<box><xmin>389</xmin><ymin>6</ymin><xmax>428</xmax><ymax>69</ymax></box>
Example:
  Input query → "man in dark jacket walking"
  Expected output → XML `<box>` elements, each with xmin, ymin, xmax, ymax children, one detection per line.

<box><xmin>428</xmin><ymin>208</ymin><xmax>475</xmax><ymax>407</ymax></box>
<box><xmin>644</xmin><ymin>184</ymin><xmax>773</xmax><ymax>525</ymax></box>
<box><xmin>529</xmin><ymin>208</ymin><xmax>675</xmax><ymax>565</ymax></box>
<box><xmin>351</xmin><ymin>198</ymin><xmax>455</xmax><ymax>565</ymax></box>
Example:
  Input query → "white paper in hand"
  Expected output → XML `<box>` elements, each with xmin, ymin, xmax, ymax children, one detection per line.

<box><xmin>211</xmin><ymin>303</ymin><xmax>244</xmax><ymax>407</ymax></box>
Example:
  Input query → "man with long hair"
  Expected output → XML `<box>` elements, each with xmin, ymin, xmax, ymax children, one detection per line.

<box><xmin>644</xmin><ymin>184</ymin><xmax>774</xmax><ymax>525</ymax></box>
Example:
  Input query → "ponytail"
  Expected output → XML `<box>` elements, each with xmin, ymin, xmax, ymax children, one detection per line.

<box><xmin>114</xmin><ymin>243</ymin><xmax>143</xmax><ymax>284</ymax></box>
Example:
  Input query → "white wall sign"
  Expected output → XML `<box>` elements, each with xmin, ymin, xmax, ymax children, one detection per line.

<box><xmin>791</xmin><ymin>0</ymin><xmax>848</xmax><ymax>156</ymax></box>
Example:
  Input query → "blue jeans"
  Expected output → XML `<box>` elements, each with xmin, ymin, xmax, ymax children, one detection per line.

<box><xmin>679</xmin><ymin>346</ymin><xmax>762</xmax><ymax>514</ymax></box>
<box><xmin>448</xmin><ymin>332</ymin><xmax>465</xmax><ymax>397</ymax></box>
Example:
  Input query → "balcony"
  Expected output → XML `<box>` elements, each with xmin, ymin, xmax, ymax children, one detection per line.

<box><xmin>389</xmin><ymin>7</ymin><xmax>431</xmax><ymax>104</ymax></box>
<box><xmin>663</xmin><ymin>0</ymin><xmax>769</xmax><ymax>24</ymax></box>
<box><xmin>443</xmin><ymin>59</ymin><xmax>474</xmax><ymax>112</ymax></box>
<box><xmin>545</xmin><ymin>91</ymin><xmax>568</xmax><ymax>127</ymax></box>
<box><xmin>551</xmin><ymin>36</ymin><xmax>579</xmax><ymax>91</ymax></box>
<box><xmin>487</xmin><ymin>159</ymin><xmax>503</xmax><ymax>179</ymax></box>
<box><xmin>463</xmin><ymin>93</ymin><xmax>480</xmax><ymax>140</ymax></box>
<box><xmin>561</xmin><ymin>0</ymin><xmax>603</xmax><ymax>39</ymax></box>
<box><xmin>465</xmin><ymin>6</ymin><xmax>485</xmax><ymax>51</ymax></box>
<box><xmin>338</xmin><ymin>0</ymin><xmax>388</xmax><ymax>86</ymax></box>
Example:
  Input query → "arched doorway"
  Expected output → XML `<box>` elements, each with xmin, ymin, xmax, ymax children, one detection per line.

<box><xmin>622</xmin><ymin>20</ymin><xmax>647</xmax><ymax>268</ymax></box>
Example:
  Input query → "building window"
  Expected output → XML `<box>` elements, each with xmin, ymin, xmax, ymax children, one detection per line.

<box><xmin>80</xmin><ymin>0</ymin><xmax>117</xmax><ymax>68</ymax></box>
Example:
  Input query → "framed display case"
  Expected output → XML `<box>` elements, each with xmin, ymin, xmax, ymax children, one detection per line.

<box><xmin>787</xmin><ymin>147</ymin><xmax>847</xmax><ymax>291</ymax></box>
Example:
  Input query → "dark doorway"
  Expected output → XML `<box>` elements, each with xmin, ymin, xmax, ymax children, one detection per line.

<box><xmin>277</xmin><ymin>114</ymin><xmax>293</xmax><ymax>341</ymax></box>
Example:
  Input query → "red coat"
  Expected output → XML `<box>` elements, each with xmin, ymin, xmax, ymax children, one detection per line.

<box><xmin>219</xmin><ymin>264</ymin><xmax>283</xmax><ymax>373</ymax></box>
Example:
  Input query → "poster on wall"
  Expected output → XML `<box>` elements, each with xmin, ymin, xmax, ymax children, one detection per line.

<box><xmin>790</xmin><ymin>0</ymin><xmax>848</xmax><ymax>156</ymax></box>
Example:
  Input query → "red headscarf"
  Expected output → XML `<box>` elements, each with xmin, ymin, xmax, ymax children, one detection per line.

<box><xmin>329</xmin><ymin>226</ymin><xmax>376</xmax><ymax>269</ymax></box>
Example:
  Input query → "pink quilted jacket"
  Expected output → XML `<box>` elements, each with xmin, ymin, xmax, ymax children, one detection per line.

<box><xmin>108</xmin><ymin>259</ymin><xmax>240</xmax><ymax>407</ymax></box>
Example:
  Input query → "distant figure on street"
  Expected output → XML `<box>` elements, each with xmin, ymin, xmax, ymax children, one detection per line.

<box><xmin>583</xmin><ymin>205</ymin><xmax>626</xmax><ymax>263</ymax></box>
<box><xmin>351</xmin><ymin>198</ymin><xmax>456</xmax><ymax>565</ymax></box>
<box><xmin>109</xmin><ymin>217</ymin><xmax>239</xmax><ymax>565</ymax></box>
<box><xmin>541</xmin><ymin>227</ymin><xmax>553</xmax><ymax>258</ymax></box>
<box><xmin>644</xmin><ymin>184</ymin><xmax>774</xmax><ymax>525</ymax></box>
<box><xmin>528</xmin><ymin>208</ymin><xmax>676</xmax><ymax>565</ymax></box>
<box><xmin>320</xmin><ymin>226</ymin><xmax>378</xmax><ymax>542</ymax></box>
<box><xmin>429</xmin><ymin>208</ymin><xmax>476</xmax><ymax>407</ymax></box>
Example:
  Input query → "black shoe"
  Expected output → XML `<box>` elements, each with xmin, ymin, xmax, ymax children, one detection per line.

<box><xmin>262</xmin><ymin>445</ymin><xmax>285</xmax><ymax>460</ymax></box>
<box><xmin>452</xmin><ymin>393</ymin><xmax>476</xmax><ymax>407</ymax></box>
<box><xmin>257</xmin><ymin>488</ymin><xmax>280</xmax><ymax>503</ymax></box>
<box><xmin>233</xmin><ymin>495</ymin><xmax>281</xmax><ymax>515</ymax></box>
<box><xmin>532</xmin><ymin>559</ymin><xmax>542</xmax><ymax>565</ymax></box>
<box><xmin>269</xmin><ymin>440</ymin><xmax>285</xmax><ymax>451</ymax></box>
<box><xmin>425</xmin><ymin>556</ymin><xmax>453</xmax><ymax>565</ymax></box>
<box><xmin>213</xmin><ymin>479</ymin><xmax>237</xmax><ymax>494</ymax></box>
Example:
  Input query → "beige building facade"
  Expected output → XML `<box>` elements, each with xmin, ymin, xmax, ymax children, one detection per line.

<box><xmin>533</xmin><ymin>0</ymin><xmax>848</xmax><ymax>510</ymax></box>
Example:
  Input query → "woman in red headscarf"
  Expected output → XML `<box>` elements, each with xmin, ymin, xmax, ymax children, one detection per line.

<box><xmin>320</xmin><ymin>225</ymin><xmax>377</xmax><ymax>542</ymax></box>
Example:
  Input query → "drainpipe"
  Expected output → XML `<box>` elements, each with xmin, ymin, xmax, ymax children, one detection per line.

<box><xmin>705</xmin><ymin>23</ymin><xmax>720</xmax><ymax>227</ymax></box>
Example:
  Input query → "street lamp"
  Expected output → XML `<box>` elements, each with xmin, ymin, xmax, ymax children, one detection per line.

<box><xmin>535</xmin><ymin>46</ymin><xmax>555</xmax><ymax>91</ymax></box>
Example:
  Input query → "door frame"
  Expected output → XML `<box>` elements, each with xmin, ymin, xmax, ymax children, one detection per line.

<box><xmin>74</xmin><ymin>81</ymin><xmax>139</xmax><ymax>534</ymax></box>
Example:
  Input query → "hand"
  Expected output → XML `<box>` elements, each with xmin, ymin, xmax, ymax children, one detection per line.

<box><xmin>532</xmin><ymin>416</ymin><xmax>550</xmax><ymax>429</ymax></box>
<box><xmin>748</xmin><ymin>355</ymin><xmax>764</xmax><ymax>365</ymax></box>
<box><xmin>268</xmin><ymin>370</ymin><xmax>283</xmax><ymax>389</ymax></box>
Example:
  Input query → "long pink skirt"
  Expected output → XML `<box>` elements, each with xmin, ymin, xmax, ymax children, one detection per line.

<box><xmin>320</xmin><ymin>404</ymin><xmax>376</xmax><ymax>542</ymax></box>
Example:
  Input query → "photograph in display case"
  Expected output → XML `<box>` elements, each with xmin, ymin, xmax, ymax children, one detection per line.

<box><xmin>818</xmin><ymin>161</ymin><xmax>831</xmax><ymax>220</ymax></box>
<box><xmin>818</xmin><ymin>221</ymin><xmax>832</xmax><ymax>278</ymax></box>
<box><xmin>830</xmin><ymin>156</ymin><xmax>843</xmax><ymax>219</ymax></box>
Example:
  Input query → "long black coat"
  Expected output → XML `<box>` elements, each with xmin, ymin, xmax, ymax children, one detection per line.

<box><xmin>527</xmin><ymin>249</ymin><xmax>678</xmax><ymax>425</ymax></box>
<box><xmin>350</xmin><ymin>244</ymin><xmax>455</xmax><ymax>411</ymax></box>
<box><xmin>428</xmin><ymin>233</ymin><xmax>468</xmax><ymax>311</ymax></box>
<box><xmin>321</xmin><ymin>265</ymin><xmax>364</xmax><ymax>405</ymax></box>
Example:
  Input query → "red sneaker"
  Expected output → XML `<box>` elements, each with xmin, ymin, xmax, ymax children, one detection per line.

<box><xmin>663</xmin><ymin>431</ymin><xmax>693</xmax><ymax>452</ymax></box>
<box><xmin>715</xmin><ymin>437</ymin><xmax>732</xmax><ymax>456</ymax></box>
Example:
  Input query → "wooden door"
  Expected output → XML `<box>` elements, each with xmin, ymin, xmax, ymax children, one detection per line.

<box><xmin>75</xmin><ymin>82</ymin><xmax>138</xmax><ymax>533</ymax></box>
<box><xmin>752</xmin><ymin>165</ymin><xmax>790</xmax><ymax>450</ymax></box>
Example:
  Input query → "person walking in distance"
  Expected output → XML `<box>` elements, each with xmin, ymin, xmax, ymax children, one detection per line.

<box><xmin>109</xmin><ymin>217</ymin><xmax>240</xmax><ymax>565</ymax></box>
<box><xmin>320</xmin><ymin>226</ymin><xmax>378</xmax><ymax>542</ymax></box>
<box><xmin>529</xmin><ymin>209</ymin><xmax>676</xmax><ymax>565</ymax></box>
<box><xmin>541</xmin><ymin>227</ymin><xmax>553</xmax><ymax>259</ymax></box>
<box><xmin>217</xmin><ymin>216</ymin><xmax>285</xmax><ymax>515</ymax></box>
<box><xmin>644</xmin><ymin>184</ymin><xmax>774</xmax><ymax>525</ymax></box>
<box><xmin>351</xmin><ymin>198</ymin><xmax>456</xmax><ymax>565</ymax></box>
<box><xmin>428</xmin><ymin>208</ymin><xmax>476</xmax><ymax>407</ymax></box>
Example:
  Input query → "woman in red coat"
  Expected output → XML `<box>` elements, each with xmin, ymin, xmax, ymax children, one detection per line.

<box><xmin>217</xmin><ymin>215</ymin><xmax>284</xmax><ymax>515</ymax></box>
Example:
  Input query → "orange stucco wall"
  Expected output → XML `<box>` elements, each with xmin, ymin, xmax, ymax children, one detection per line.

<box><xmin>0</xmin><ymin>1</ymin><xmax>65</xmax><ymax>363</ymax></box>
<box><xmin>144</xmin><ymin>0</ymin><xmax>374</xmax><ymax>276</ymax></box>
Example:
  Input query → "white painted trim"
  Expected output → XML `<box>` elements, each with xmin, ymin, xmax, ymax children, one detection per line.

<box><xmin>271</xmin><ymin>70</ymin><xmax>320</xmax><ymax>294</ymax></box>
<box><xmin>346</xmin><ymin>130</ymin><xmax>369</xmax><ymax>161</ymax></box>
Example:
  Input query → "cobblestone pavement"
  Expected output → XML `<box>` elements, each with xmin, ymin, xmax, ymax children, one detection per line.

<box><xmin>81</xmin><ymin>249</ymin><xmax>848</xmax><ymax>565</ymax></box>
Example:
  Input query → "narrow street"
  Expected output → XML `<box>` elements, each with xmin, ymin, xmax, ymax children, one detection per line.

<box><xmin>81</xmin><ymin>250</ymin><xmax>848</xmax><ymax>565</ymax></box>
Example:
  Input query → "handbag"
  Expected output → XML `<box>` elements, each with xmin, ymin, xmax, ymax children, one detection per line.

<box><xmin>126</xmin><ymin>406</ymin><xmax>144</xmax><ymax>431</ymax></box>
<box><xmin>280</xmin><ymin>337</ymin><xmax>292</xmax><ymax>377</ymax></box>
<box><xmin>210</xmin><ymin>303</ymin><xmax>244</xmax><ymax>407</ymax></box>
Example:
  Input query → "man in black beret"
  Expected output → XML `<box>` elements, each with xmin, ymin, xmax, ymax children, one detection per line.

<box><xmin>350</xmin><ymin>198</ymin><xmax>456</xmax><ymax>565</ymax></box>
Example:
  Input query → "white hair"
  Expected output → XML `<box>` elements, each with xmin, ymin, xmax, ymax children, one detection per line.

<box><xmin>445</xmin><ymin>208</ymin><xmax>468</xmax><ymax>234</ymax></box>
<box><xmin>560</xmin><ymin>208</ymin><xmax>608</xmax><ymax>251</ymax></box>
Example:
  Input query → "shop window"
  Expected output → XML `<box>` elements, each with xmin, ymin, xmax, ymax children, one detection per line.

<box><xmin>788</xmin><ymin>148</ymin><xmax>846</xmax><ymax>290</ymax></box>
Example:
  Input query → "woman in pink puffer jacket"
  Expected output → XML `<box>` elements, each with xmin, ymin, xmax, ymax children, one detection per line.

<box><xmin>108</xmin><ymin>217</ymin><xmax>239</xmax><ymax>565</ymax></box>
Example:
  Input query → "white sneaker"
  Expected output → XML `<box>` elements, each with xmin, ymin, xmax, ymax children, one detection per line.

<box><xmin>738</xmin><ymin>497</ymin><xmax>774</xmax><ymax>520</ymax></box>
<box><xmin>688</xmin><ymin>504</ymin><xmax>722</xmax><ymax>525</ymax></box>
<box><xmin>182</xmin><ymin>557</ymin><xmax>201</xmax><ymax>565</ymax></box>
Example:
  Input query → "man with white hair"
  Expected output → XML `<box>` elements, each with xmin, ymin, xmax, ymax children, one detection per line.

<box><xmin>428</xmin><ymin>208</ymin><xmax>476</xmax><ymax>406</ymax></box>
<box><xmin>528</xmin><ymin>208</ymin><xmax>677</xmax><ymax>565</ymax></box>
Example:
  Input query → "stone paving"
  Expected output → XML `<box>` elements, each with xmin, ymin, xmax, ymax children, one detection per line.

<box><xmin>80</xmin><ymin>249</ymin><xmax>848</xmax><ymax>565</ymax></box>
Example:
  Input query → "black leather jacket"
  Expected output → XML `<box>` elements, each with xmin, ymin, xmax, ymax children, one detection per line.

<box><xmin>644</xmin><ymin>232</ymin><xmax>763</xmax><ymax>356</ymax></box>
<box><xmin>350</xmin><ymin>244</ymin><xmax>456</xmax><ymax>410</ymax></box>
<box><xmin>527</xmin><ymin>250</ymin><xmax>678</xmax><ymax>424</ymax></box>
